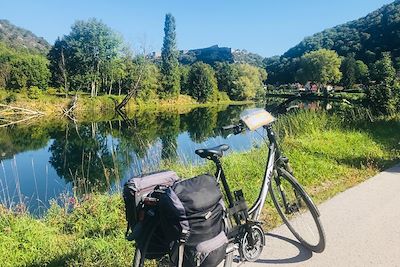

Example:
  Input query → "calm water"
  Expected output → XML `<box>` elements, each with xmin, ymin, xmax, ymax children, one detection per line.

<box><xmin>0</xmin><ymin>99</ymin><xmax>340</xmax><ymax>213</ymax></box>
<box><xmin>0</xmin><ymin>104</ymin><xmax>269</xmax><ymax>212</ymax></box>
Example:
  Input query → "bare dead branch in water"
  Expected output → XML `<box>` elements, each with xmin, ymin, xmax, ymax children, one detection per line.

<box><xmin>0</xmin><ymin>114</ymin><xmax>43</xmax><ymax>128</ymax></box>
<box><xmin>0</xmin><ymin>104</ymin><xmax>44</xmax><ymax>115</ymax></box>
<box><xmin>62</xmin><ymin>95</ymin><xmax>78</xmax><ymax>116</ymax></box>
<box><xmin>115</xmin><ymin>67</ymin><xmax>144</xmax><ymax>111</ymax></box>
<box><xmin>0</xmin><ymin>104</ymin><xmax>44</xmax><ymax>127</ymax></box>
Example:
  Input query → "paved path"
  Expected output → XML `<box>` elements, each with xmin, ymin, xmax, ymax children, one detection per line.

<box><xmin>240</xmin><ymin>164</ymin><xmax>400</xmax><ymax>267</ymax></box>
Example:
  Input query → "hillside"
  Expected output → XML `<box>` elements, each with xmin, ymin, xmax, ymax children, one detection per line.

<box><xmin>266</xmin><ymin>0</ymin><xmax>400</xmax><ymax>83</ymax></box>
<box><xmin>0</xmin><ymin>19</ymin><xmax>50</xmax><ymax>54</ymax></box>
<box><xmin>177</xmin><ymin>45</ymin><xmax>265</xmax><ymax>67</ymax></box>
<box><xmin>284</xmin><ymin>0</ymin><xmax>400</xmax><ymax>62</ymax></box>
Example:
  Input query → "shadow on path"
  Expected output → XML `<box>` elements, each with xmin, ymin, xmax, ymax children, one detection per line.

<box><xmin>254</xmin><ymin>233</ymin><xmax>312</xmax><ymax>265</ymax></box>
<box><xmin>384</xmin><ymin>164</ymin><xmax>400</xmax><ymax>174</ymax></box>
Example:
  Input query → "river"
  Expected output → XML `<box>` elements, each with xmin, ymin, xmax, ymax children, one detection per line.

<box><xmin>0</xmin><ymin>99</ymin><xmax>339</xmax><ymax>214</ymax></box>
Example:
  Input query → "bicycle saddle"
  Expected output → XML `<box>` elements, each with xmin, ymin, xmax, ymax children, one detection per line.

<box><xmin>195</xmin><ymin>144</ymin><xmax>230</xmax><ymax>159</ymax></box>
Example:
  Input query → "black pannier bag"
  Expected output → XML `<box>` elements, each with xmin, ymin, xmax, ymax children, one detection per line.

<box><xmin>123</xmin><ymin>170</ymin><xmax>179</xmax><ymax>258</ymax></box>
<box><xmin>158</xmin><ymin>174</ymin><xmax>228</xmax><ymax>267</ymax></box>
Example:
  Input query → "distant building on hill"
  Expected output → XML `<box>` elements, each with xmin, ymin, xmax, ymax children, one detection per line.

<box><xmin>148</xmin><ymin>45</ymin><xmax>265</xmax><ymax>67</ymax></box>
<box><xmin>147</xmin><ymin>51</ymin><xmax>161</xmax><ymax>59</ymax></box>
<box><xmin>179</xmin><ymin>45</ymin><xmax>234</xmax><ymax>65</ymax></box>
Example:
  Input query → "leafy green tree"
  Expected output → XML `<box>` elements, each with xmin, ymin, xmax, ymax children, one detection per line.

<box><xmin>355</xmin><ymin>60</ymin><xmax>369</xmax><ymax>84</ymax></box>
<box><xmin>371</xmin><ymin>52</ymin><xmax>396</xmax><ymax>84</ymax></box>
<box><xmin>215</xmin><ymin>63</ymin><xmax>267</xmax><ymax>100</ymax></box>
<box><xmin>7</xmin><ymin>53</ymin><xmax>50</xmax><ymax>90</ymax></box>
<box><xmin>179</xmin><ymin>65</ymin><xmax>190</xmax><ymax>95</ymax></box>
<box><xmin>160</xmin><ymin>13</ymin><xmax>180</xmax><ymax>99</ymax></box>
<box><xmin>48</xmin><ymin>38</ymin><xmax>69</xmax><ymax>95</ymax></box>
<box><xmin>366</xmin><ymin>83</ymin><xmax>398</xmax><ymax>115</ymax></box>
<box><xmin>136</xmin><ymin>59</ymin><xmax>161</xmax><ymax>101</ymax></box>
<box><xmin>63</xmin><ymin>18</ymin><xmax>122</xmax><ymax>96</ymax></box>
<box><xmin>366</xmin><ymin>53</ymin><xmax>399</xmax><ymax>114</ymax></box>
<box><xmin>340</xmin><ymin>55</ymin><xmax>357</xmax><ymax>88</ymax></box>
<box><xmin>215</xmin><ymin>62</ymin><xmax>238</xmax><ymax>93</ymax></box>
<box><xmin>187</xmin><ymin>62</ymin><xmax>217</xmax><ymax>103</ymax></box>
<box><xmin>234</xmin><ymin>64</ymin><xmax>267</xmax><ymax>100</ymax></box>
<box><xmin>297</xmin><ymin>49</ymin><xmax>342</xmax><ymax>85</ymax></box>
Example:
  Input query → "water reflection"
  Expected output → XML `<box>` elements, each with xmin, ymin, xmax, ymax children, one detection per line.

<box><xmin>0</xmin><ymin>105</ymin><xmax>256</xmax><ymax>211</ymax></box>
<box><xmin>0</xmin><ymin>100</ymin><xmax>344</xmax><ymax>212</ymax></box>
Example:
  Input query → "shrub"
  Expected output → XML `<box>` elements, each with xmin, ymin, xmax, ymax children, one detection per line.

<box><xmin>27</xmin><ymin>86</ymin><xmax>43</xmax><ymax>99</ymax></box>
<box><xmin>46</xmin><ymin>87</ymin><xmax>58</xmax><ymax>95</ymax></box>
<box><xmin>212</xmin><ymin>91</ymin><xmax>230</xmax><ymax>102</ymax></box>
<box><xmin>365</xmin><ymin>83</ymin><xmax>398</xmax><ymax>115</ymax></box>
<box><xmin>4</xmin><ymin>93</ymin><xmax>17</xmax><ymax>103</ymax></box>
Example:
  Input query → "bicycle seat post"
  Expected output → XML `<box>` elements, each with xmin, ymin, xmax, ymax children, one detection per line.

<box><xmin>212</xmin><ymin>156</ymin><xmax>235</xmax><ymax>209</ymax></box>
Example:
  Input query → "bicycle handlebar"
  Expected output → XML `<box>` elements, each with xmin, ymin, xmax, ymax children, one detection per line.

<box><xmin>221</xmin><ymin>122</ymin><xmax>245</xmax><ymax>135</ymax></box>
<box><xmin>222</xmin><ymin>125</ymin><xmax>236</xmax><ymax>130</ymax></box>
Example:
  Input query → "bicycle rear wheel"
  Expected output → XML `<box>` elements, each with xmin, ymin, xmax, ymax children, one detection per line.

<box><xmin>133</xmin><ymin>222</ymin><xmax>170</xmax><ymax>267</ymax></box>
<box><xmin>269</xmin><ymin>167</ymin><xmax>325</xmax><ymax>253</ymax></box>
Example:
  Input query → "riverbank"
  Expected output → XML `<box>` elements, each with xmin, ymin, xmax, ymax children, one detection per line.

<box><xmin>0</xmin><ymin>110</ymin><xmax>399</xmax><ymax>266</ymax></box>
<box><xmin>0</xmin><ymin>89</ymin><xmax>254</xmax><ymax>119</ymax></box>
<box><xmin>266</xmin><ymin>90</ymin><xmax>365</xmax><ymax>102</ymax></box>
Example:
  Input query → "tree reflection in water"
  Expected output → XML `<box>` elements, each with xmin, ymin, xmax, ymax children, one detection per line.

<box><xmin>1</xmin><ymin>104</ymin><xmax>266</xmax><ymax>206</ymax></box>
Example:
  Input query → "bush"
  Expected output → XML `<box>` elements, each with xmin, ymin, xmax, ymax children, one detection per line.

<box><xmin>212</xmin><ymin>91</ymin><xmax>230</xmax><ymax>102</ymax></box>
<box><xmin>46</xmin><ymin>87</ymin><xmax>58</xmax><ymax>95</ymax></box>
<box><xmin>365</xmin><ymin>83</ymin><xmax>398</xmax><ymax>115</ymax></box>
<box><xmin>4</xmin><ymin>93</ymin><xmax>17</xmax><ymax>103</ymax></box>
<box><xmin>27</xmin><ymin>86</ymin><xmax>43</xmax><ymax>99</ymax></box>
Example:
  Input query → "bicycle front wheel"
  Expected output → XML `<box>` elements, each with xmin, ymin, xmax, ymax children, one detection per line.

<box><xmin>269</xmin><ymin>167</ymin><xmax>325</xmax><ymax>253</ymax></box>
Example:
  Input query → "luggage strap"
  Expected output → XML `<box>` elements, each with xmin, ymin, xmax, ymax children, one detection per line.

<box><xmin>177</xmin><ymin>229</ymin><xmax>189</xmax><ymax>267</ymax></box>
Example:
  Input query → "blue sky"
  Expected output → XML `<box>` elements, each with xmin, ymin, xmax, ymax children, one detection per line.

<box><xmin>1</xmin><ymin>0</ymin><xmax>394</xmax><ymax>57</ymax></box>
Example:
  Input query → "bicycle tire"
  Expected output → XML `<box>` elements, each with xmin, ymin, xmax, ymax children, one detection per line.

<box><xmin>269</xmin><ymin>167</ymin><xmax>326</xmax><ymax>253</ymax></box>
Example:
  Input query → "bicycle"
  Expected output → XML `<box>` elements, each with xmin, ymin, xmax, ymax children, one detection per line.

<box><xmin>133</xmin><ymin>108</ymin><xmax>325</xmax><ymax>267</ymax></box>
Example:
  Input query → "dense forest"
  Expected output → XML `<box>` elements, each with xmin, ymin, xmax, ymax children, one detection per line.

<box><xmin>265</xmin><ymin>0</ymin><xmax>400</xmax><ymax>84</ymax></box>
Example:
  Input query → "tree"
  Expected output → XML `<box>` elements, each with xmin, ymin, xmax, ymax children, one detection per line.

<box><xmin>366</xmin><ymin>53</ymin><xmax>398</xmax><ymax>114</ymax></box>
<box><xmin>215</xmin><ymin>62</ymin><xmax>238</xmax><ymax>94</ymax></box>
<box><xmin>63</xmin><ymin>18</ymin><xmax>122</xmax><ymax>97</ymax></box>
<box><xmin>215</xmin><ymin>63</ymin><xmax>267</xmax><ymax>100</ymax></box>
<box><xmin>340</xmin><ymin>55</ymin><xmax>357</xmax><ymax>88</ymax></box>
<box><xmin>234</xmin><ymin>64</ymin><xmax>267</xmax><ymax>100</ymax></box>
<box><xmin>297</xmin><ymin>49</ymin><xmax>342</xmax><ymax>85</ymax></box>
<box><xmin>355</xmin><ymin>60</ymin><xmax>369</xmax><ymax>84</ymax></box>
<box><xmin>187</xmin><ymin>62</ymin><xmax>217</xmax><ymax>103</ymax></box>
<box><xmin>365</xmin><ymin>83</ymin><xmax>397</xmax><ymax>115</ymax></box>
<box><xmin>48</xmin><ymin>38</ymin><xmax>69</xmax><ymax>95</ymax></box>
<box><xmin>136</xmin><ymin>59</ymin><xmax>161</xmax><ymax>101</ymax></box>
<box><xmin>179</xmin><ymin>65</ymin><xmax>190</xmax><ymax>95</ymax></box>
<box><xmin>160</xmin><ymin>13</ymin><xmax>180</xmax><ymax>99</ymax></box>
<box><xmin>7</xmin><ymin>53</ymin><xmax>50</xmax><ymax>90</ymax></box>
<box><xmin>371</xmin><ymin>52</ymin><xmax>396</xmax><ymax>85</ymax></box>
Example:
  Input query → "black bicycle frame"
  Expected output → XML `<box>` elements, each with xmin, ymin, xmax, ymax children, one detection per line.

<box><xmin>214</xmin><ymin>124</ymin><xmax>282</xmax><ymax>222</ymax></box>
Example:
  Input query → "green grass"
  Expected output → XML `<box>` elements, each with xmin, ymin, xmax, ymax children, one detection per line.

<box><xmin>0</xmin><ymin>110</ymin><xmax>399</xmax><ymax>266</ymax></box>
<box><xmin>0</xmin><ymin>195</ymin><xmax>132</xmax><ymax>267</ymax></box>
